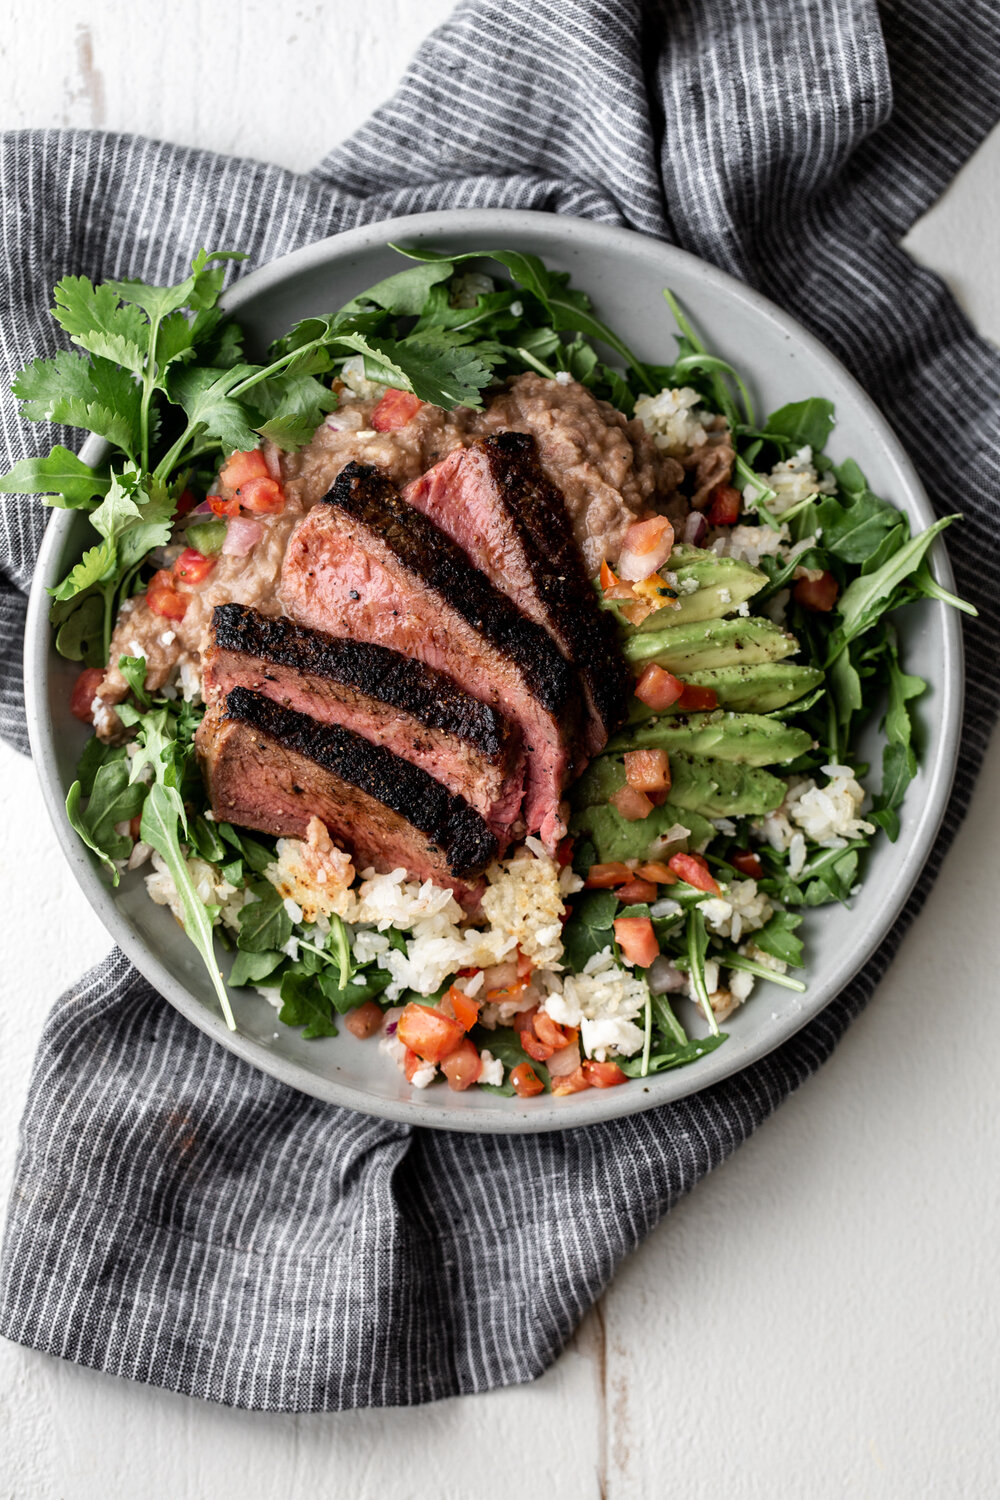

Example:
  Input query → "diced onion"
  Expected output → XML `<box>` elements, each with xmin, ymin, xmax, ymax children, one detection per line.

<box><xmin>618</xmin><ymin>515</ymin><xmax>675</xmax><ymax>581</ymax></box>
<box><xmin>221</xmin><ymin>517</ymin><xmax>264</xmax><ymax>555</ymax></box>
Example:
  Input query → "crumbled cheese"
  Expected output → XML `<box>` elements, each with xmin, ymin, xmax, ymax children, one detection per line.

<box><xmin>478</xmin><ymin>1049</ymin><xmax>504</xmax><ymax>1087</ymax></box>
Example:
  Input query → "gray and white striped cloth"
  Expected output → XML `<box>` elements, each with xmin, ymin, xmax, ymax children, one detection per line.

<box><xmin>1</xmin><ymin>0</ymin><xmax>999</xmax><ymax>1410</ymax></box>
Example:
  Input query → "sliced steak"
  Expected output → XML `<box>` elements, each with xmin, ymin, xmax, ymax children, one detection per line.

<box><xmin>196</xmin><ymin>688</ymin><xmax>496</xmax><ymax>905</ymax></box>
<box><xmin>203</xmin><ymin>603</ymin><xmax>524</xmax><ymax>847</ymax></box>
<box><xmin>402</xmin><ymin>431</ymin><xmax>630</xmax><ymax>754</ymax></box>
<box><xmin>279</xmin><ymin>462</ymin><xmax>578</xmax><ymax>849</ymax></box>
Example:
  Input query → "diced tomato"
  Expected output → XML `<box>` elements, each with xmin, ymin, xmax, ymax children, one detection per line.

<box><xmin>534</xmin><ymin>1012</ymin><xmax>571</xmax><ymax>1050</ymax></box>
<box><xmin>611</xmin><ymin>785</ymin><xmax>654</xmax><ymax>821</ymax></box>
<box><xmin>668</xmin><ymin>851</ymin><xmax>721</xmax><ymax>895</ymax></box>
<box><xmin>520</xmin><ymin>1024</ymin><xmax>555</xmax><ymax>1063</ymax></box>
<box><xmin>511</xmin><ymin>1063</ymin><xmax>545</xmax><ymax>1098</ymax></box>
<box><xmin>614</xmin><ymin>915</ymin><xmax>659</xmax><ymax>968</ymax></box>
<box><xmin>371</xmin><ymin>388</ymin><xmax>423</xmax><ymax>431</ymax></box>
<box><xmin>70</xmin><ymin>666</ymin><xmax>105</xmax><ymax>723</ymax></box>
<box><xmin>446</xmin><ymin>985</ymin><xmax>480</xmax><ymax>1032</ymax></box>
<box><xmin>551</xmin><ymin>1067</ymin><xmax>590</xmax><ymax>1096</ymax></box>
<box><xmin>235</xmin><ymin>476</ymin><xmax>285</xmax><ymax>515</ymax></box>
<box><xmin>619</xmin><ymin>515</ymin><xmax>675</xmax><ymax>582</ymax></box>
<box><xmin>516</xmin><ymin>948</ymin><xmax>533</xmax><ymax>979</ymax></box>
<box><xmin>174</xmin><ymin>488</ymin><xmax>197</xmax><ymax>516</ymax></box>
<box><xmin>219</xmin><ymin>448</ymin><xmax>270</xmax><ymax>490</ymax></box>
<box><xmin>794</xmin><ymin>570</ymin><xmax>839</xmax><ymax>612</ymax></box>
<box><xmin>209</xmin><ymin>494</ymin><xmax>241</xmax><ymax>517</ymax></box>
<box><xmin>128</xmin><ymin>814</ymin><xmax>142</xmax><ymax>840</ymax></box>
<box><xmin>555</xmin><ymin>836</ymin><xmax>574</xmax><ymax>868</ymax></box>
<box><xmin>146</xmin><ymin>568</ymin><xmax>188</xmax><ymax>620</ymax></box>
<box><xmin>173</xmin><ymin>547</ymin><xmax>217</xmax><ymax>584</ymax></box>
<box><xmin>616</xmin><ymin>877</ymin><xmax>658</xmax><ymax>905</ymax></box>
<box><xmin>599</xmin><ymin>559</ymin><xmax>618</xmax><ymax>591</ymax></box>
<box><xmin>584</xmin><ymin>862</ymin><xmax>633</xmax><ymax>889</ymax></box>
<box><xmin>624</xmin><ymin>747</ymin><xmax>671</xmax><ymax>794</ymax></box>
<box><xmin>634</xmin><ymin>663</ymin><xmax>684</xmax><ymax>711</ymax></box>
<box><xmin>397</xmin><ymin>1002</ymin><xmax>465</xmax><ymax>1063</ymax></box>
<box><xmin>440</xmin><ymin>1037</ymin><xmax>483</xmax><ymax>1091</ymax></box>
<box><xmin>677</xmin><ymin>684</ymin><xmax>719</xmax><ymax>711</ymax></box>
<box><xmin>513</xmin><ymin>1005</ymin><xmax>538</xmax><ymax>1034</ymax></box>
<box><xmin>604</xmin><ymin>581</ymin><xmax>639</xmax><ymax>600</ymax></box>
<box><xmin>706</xmin><ymin>484</ymin><xmax>742</xmax><ymax>526</ymax></box>
<box><xmin>731</xmin><ymin>850</ymin><xmax>764</xmax><ymax>879</ymax></box>
<box><xmin>582</xmin><ymin>1059</ymin><xmax>628</xmax><ymax>1088</ymax></box>
<box><xmin>403</xmin><ymin>1048</ymin><xmax>424</xmax><ymax>1082</ymax></box>
<box><xmin>635</xmin><ymin>861</ymin><xmax>678</xmax><ymax>884</ymax></box>
<box><xmin>344</xmin><ymin>1000</ymin><xmax>384</xmax><ymax>1039</ymax></box>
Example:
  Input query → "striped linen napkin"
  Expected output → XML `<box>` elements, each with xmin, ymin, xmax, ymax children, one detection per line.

<box><xmin>1</xmin><ymin>0</ymin><xmax>998</xmax><ymax>1410</ymax></box>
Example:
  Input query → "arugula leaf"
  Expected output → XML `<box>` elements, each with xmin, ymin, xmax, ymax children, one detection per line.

<box><xmin>832</xmin><ymin>515</ymin><xmax>960</xmax><ymax>651</ymax></box>
<box><xmin>237</xmin><ymin>882</ymin><xmax>292</xmax><ymax>953</ymax></box>
<box><xmin>140</xmin><ymin>780</ymin><xmax>235</xmax><ymax>1029</ymax></box>
<box><xmin>0</xmin><ymin>445</ymin><xmax>109</xmax><ymax>506</ymax></box>
<box><xmin>686</xmin><ymin>908</ymin><xmax>719</xmax><ymax>1036</ymax></box>
<box><xmin>561</xmin><ymin>889</ymin><xmax>618</xmax><ymax>971</ymax></box>
<box><xmin>337</xmin><ymin>259</ymin><xmax>455</xmax><ymax>319</ymax></box>
<box><xmin>217</xmin><ymin>822</ymin><xmax>275</xmax><ymax>873</ymax></box>
<box><xmin>751</xmin><ymin>909</ymin><xmax>805</xmax><ymax>967</ymax></box>
<box><xmin>763</xmin><ymin>398</ymin><xmax>835</xmax><ymax>452</ymax></box>
<box><xmin>229</xmin><ymin>949</ymin><xmax>286</xmax><ymax>988</ymax></box>
<box><xmin>278</xmin><ymin>971</ymin><xmax>338</xmax><ymax>1039</ymax></box>
<box><xmin>65</xmin><ymin>754</ymin><xmax>146</xmax><ymax>885</ymax></box>
<box><xmin>869</xmin><ymin>631</ymin><xmax>927</xmax><ymax>840</ymax></box>
<box><xmin>619</xmin><ymin>1033</ymin><xmax>728</xmax><ymax>1075</ymax></box>
<box><xmin>720</xmin><ymin>952</ymin><xmax>807</xmax><ymax>992</ymax></box>
<box><xmin>815</xmin><ymin>477</ymin><xmax>905</xmax><ymax>564</ymax></box>
<box><xmin>320</xmin><ymin>967</ymin><xmax>392</xmax><ymax>1014</ymax></box>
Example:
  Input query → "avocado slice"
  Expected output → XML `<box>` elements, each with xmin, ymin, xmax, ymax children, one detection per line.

<box><xmin>669</xmin><ymin>752</ymin><xmax>785</xmax><ymax>817</ymax></box>
<box><xmin>605</xmin><ymin>709</ymin><xmax>812</xmax><ymax>766</ymax></box>
<box><xmin>571</xmin><ymin>750</ymin><xmax>785</xmax><ymax>820</ymax></box>
<box><xmin>570</xmin><ymin>798</ymin><xmax>716</xmax><ymax>864</ymax></box>
<box><xmin>666</xmin><ymin>663</ymin><xmax>824</xmax><ymax>714</ymax></box>
<box><xmin>600</xmin><ymin>544</ymin><xmax>767</xmax><ymax>632</ymax></box>
<box><xmin>625</xmin><ymin>616</ymin><xmax>799</xmax><ymax>673</ymax></box>
<box><xmin>647</xmin><ymin>544</ymin><xmax>767</xmax><ymax>628</ymax></box>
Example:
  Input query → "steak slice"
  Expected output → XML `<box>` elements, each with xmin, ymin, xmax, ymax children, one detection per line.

<box><xmin>402</xmin><ymin>431</ymin><xmax>631</xmax><ymax>754</ymax></box>
<box><xmin>203</xmin><ymin>603</ymin><xmax>524</xmax><ymax>848</ymax></box>
<box><xmin>196</xmin><ymin>687</ymin><xmax>496</xmax><ymax>904</ymax></box>
<box><xmin>280</xmin><ymin>461</ymin><xmax>578</xmax><ymax>849</ymax></box>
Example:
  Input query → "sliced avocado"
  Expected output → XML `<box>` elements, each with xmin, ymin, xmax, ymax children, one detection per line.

<box><xmin>571</xmin><ymin>750</ymin><xmax>785</xmax><ymax>820</ymax></box>
<box><xmin>605</xmin><ymin>709</ymin><xmax>812</xmax><ymax>766</ymax></box>
<box><xmin>668</xmin><ymin>663</ymin><xmax>824</xmax><ymax>714</ymax></box>
<box><xmin>625</xmin><ymin>616</ymin><xmax>799</xmax><ymax>673</ymax></box>
<box><xmin>669</xmin><ymin>752</ymin><xmax>785</xmax><ymax>818</ymax></box>
<box><xmin>570</xmin><ymin>799</ymin><xmax>715</xmax><ymax>864</ymax></box>
<box><xmin>644</xmin><ymin>543</ymin><xmax>766</xmax><ymax>628</ymax></box>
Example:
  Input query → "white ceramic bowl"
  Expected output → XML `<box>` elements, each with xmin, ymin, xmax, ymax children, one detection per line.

<box><xmin>24</xmin><ymin>210</ymin><xmax>963</xmax><ymax>1132</ymax></box>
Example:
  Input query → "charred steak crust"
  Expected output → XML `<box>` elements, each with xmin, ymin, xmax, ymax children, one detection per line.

<box><xmin>222</xmin><ymin>685</ymin><xmax>497</xmax><ymax>877</ymax></box>
<box><xmin>211</xmin><ymin>603</ymin><xmax>511</xmax><ymax>758</ymax></box>
<box><xmin>323</xmin><ymin>463</ymin><xmax>575</xmax><ymax>722</ymax></box>
<box><xmin>464</xmin><ymin>431</ymin><xmax>631</xmax><ymax>737</ymax></box>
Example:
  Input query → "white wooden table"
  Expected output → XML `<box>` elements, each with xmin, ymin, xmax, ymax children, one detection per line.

<box><xmin>3</xmin><ymin>5</ymin><xmax>1000</xmax><ymax>1494</ymax></box>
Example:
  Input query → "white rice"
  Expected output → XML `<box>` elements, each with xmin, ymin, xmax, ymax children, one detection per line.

<box><xmin>634</xmin><ymin>385</ymin><xmax>714</xmax><ymax>457</ymax></box>
<box><xmin>741</xmin><ymin>445</ymin><xmax>837</xmax><ymax>517</ymax></box>
<box><xmin>756</xmin><ymin>765</ymin><xmax>874</xmax><ymax>858</ymax></box>
<box><xmin>699</xmin><ymin>878</ymin><xmax>773</xmax><ymax>945</ymax></box>
<box><xmin>539</xmin><ymin>947</ymin><xmax>649</xmax><ymax>1060</ymax></box>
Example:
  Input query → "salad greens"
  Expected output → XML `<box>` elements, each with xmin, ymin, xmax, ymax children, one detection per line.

<box><xmin>2</xmin><ymin>243</ymin><xmax>974</xmax><ymax>1086</ymax></box>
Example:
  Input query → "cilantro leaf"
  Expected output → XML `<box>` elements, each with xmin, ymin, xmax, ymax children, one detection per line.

<box><xmin>169</xmin><ymin>364</ymin><xmax>262</xmax><ymax>451</ymax></box>
<box><xmin>52</xmin><ymin>275</ymin><xmax>148</xmax><ymax>375</ymax></box>
<box><xmin>0</xmin><ymin>445</ymin><xmax>109</xmax><ymax>507</ymax></box>
<box><xmin>12</xmin><ymin>349</ymin><xmax>142</xmax><ymax>457</ymax></box>
<box><xmin>333</xmin><ymin>330</ymin><xmax>494</xmax><ymax>408</ymax></box>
